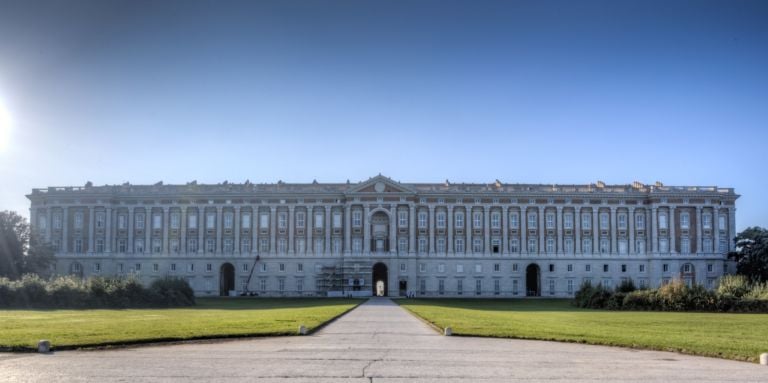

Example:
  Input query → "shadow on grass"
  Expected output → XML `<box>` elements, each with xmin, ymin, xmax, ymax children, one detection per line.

<box><xmin>0</xmin><ymin>298</ymin><xmax>366</xmax><ymax>312</ymax></box>
<box><xmin>403</xmin><ymin>298</ymin><xmax>584</xmax><ymax>312</ymax></box>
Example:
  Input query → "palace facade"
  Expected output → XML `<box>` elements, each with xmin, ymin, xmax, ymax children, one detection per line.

<box><xmin>27</xmin><ymin>175</ymin><xmax>739</xmax><ymax>297</ymax></box>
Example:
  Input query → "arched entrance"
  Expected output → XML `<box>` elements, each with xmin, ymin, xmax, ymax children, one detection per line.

<box><xmin>372</xmin><ymin>262</ymin><xmax>388</xmax><ymax>296</ymax></box>
<box><xmin>526</xmin><ymin>264</ymin><xmax>540</xmax><ymax>297</ymax></box>
<box><xmin>370</xmin><ymin>211</ymin><xmax>390</xmax><ymax>253</ymax></box>
<box><xmin>220</xmin><ymin>263</ymin><xmax>235</xmax><ymax>296</ymax></box>
<box><xmin>680</xmin><ymin>263</ymin><xmax>696</xmax><ymax>287</ymax></box>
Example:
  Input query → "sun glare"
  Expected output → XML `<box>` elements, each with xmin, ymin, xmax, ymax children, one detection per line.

<box><xmin>0</xmin><ymin>102</ymin><xmax>10</xmax><ymax>152</ymax></box>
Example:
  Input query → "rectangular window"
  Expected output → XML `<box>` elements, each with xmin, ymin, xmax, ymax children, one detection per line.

<box><xmin>224</xmin><ymin>212</ymin><xmax>234</xmax><ymax>229</ymax></box>
<box><xmin>546</xmin><ymin>238</ymin><xmax>555</xmax><ymax>253</ymax></box>
<box><xmin>260</xmin><ymin>279</ymin><xmax>266</xmax><ymax>291</ymax></box>
<box><xmin>513</xmin><ymin>279</ymin><xmax>519</xmax><ymax>295</ymax></box>
<box><xmin>418</xmin><ymin>212</ymin><xmax>427</xmax><ymax>229</ymax></box>
<box><xmin>153</xmin><ymin>263</ymin><xmax>159</xmax><ymax>272</ymax></box>
<box><xmin>603</xmin><ymin>264</ymin><xmax>609</xmax><ymax>272</ymax></box>
<box><xmin>241</xmin><ymin>239</ymin><xmax>250</xmax><ymax>253</ymax></box>
<box><xmin>438</xmin><ymin>279</ymin><xmax>445</xmax><ymax>295</ymax></box>
<box><xmin>703</xmin><ymin>239</ymin><xmax>713</xmax><ymax>253</ymax></box>
<box><xmin>455</xmin><ymin>238</ymin><xmax>465</xmax><ymax>253</ymax></box>
<box><xmin>279</xmin><ymin>263</ymin><xmax>285</xmax><ymax>272</ymax></box>
<box><xmin>527</xmin><ymin>238</ymin><xmax>537</xmax><ymax>253</ymax></box>
<box><xmin>567</xmin><ymin>264</ymin><xmax>573</xmax><ymax>272</ymax></box>
<box><xmin>152</xmin><ymin>238</ymin><xmax>161</xmax><ymax>253</ymax></box>
<box><xmin>493</xmin><ymin>263</ymin><xmax>500</xmax><ymax>272</ymax></box>
<box><xmin>296</xmin><ymin>212</ymin><xmax>305</xmax><ymax>228</ymax></box>
<box><xmin>296</xmin><ymin>238</ymin><xmax>305</xmax><ymax>253</ymax></box>
<box><xmin>418</xmin><ymin>237</ymin><xmax>427</xmax><ymax>253</ymax></box>
<box><xmin>224</xmin><ymin>238</ymin><xmax>234</xmax><ymax>253</ymax></box>
<box><xmin>135</xmin><ymin>239</ymin><xmax>144</xmax><ymax>253</ymax></box>
<box><xmin>400</xmin><ymin>263</ymin><xmax>406</xmax><ymax>272</ymax></box>
<box><xmin>476</xmin><ymin>279</ymin><xmax>482</xmax><ymax>295</ymax></box>
<box><xmin>95</xmin><ymin>239</ymin><xmax>104</xmax><ymax>253</ymax></box>
<box><xmin>315</xmin><ymin>239</ymin><xmax>324</xmax><ymax>253</ymax></box>
<box><xmin>663</xmin><ymin>263</ymin><xmax>669</xmax><ymax>272</ymax></box>
<box><xmin>472</xmin><ymin>238</ymin><xmax>483</xmax><ymax>253</ymax></box>
<box><xmin>639</xmin><ymin>264</ymin><xmax>645</xmax><ymax>273</ymax></box>
<box><xmin>473</xmin><ymin>212</ymin><xmax>482</xmax><ymax>229</ymax></box>
<box><xmin>437</xmin><ymin>237</ymin><xmax>446</xmax><ymax>253</ymax></box>
<box><xmin>206</xmin><ymin>238</ymin><xmax>216</xmax><ymax>252</ymax></box>
<box><xmin>659</xmin><ymin>213</ymin><xmax>668</xmax><ymax>230</ymax></box>
<box><xmin>118</xmin><ymin>239</ymin><xmax>127</xmax><ymax>252</ymax></box>
<box><xmin>93</xmin><ymin>262</ymin><xmax>101</xmax><ymax>273</ymax></box>
<box><xmin>600</xmin><ymin>238</ymin><xmax>609</xmax><ymax>254</ymax></box>
<box><xmin>278</xmin><ymin>279</ymin><xmax>285</xmax><ymax>292</ymax></box>
<box><xmin>707</xmin><ymin>263</ymin><xmax>713</xmax><ymax>273</ymax></box>
<box><xmin>680</xmin><ymin>212</ymin><xmax>690</xmax><ymax>230</ymax></box>
<box><xmin>297</xmin><ymin>279</ymin><xmax>304</xmax><ymax>292</ymax></box>
<box><xmin>636</xmin><ymin>239</ymin><xmax>645</xmax><ymax>254</ymax></box>
<box><xmin>353</xmin><ymin>211</ymin><xmax>362</xmax><ymax>227</ymax></box>
<box><xmin>545</xmin><ymin>213</ymin><xmax>555</xmax><ymax>229</ymax></box>
<box><xmin>568</xmin><ymin>279</ymin><xmax>574</xmax><ymax>294</ymax></box>
<box><xmin>564</xmin><ymin>213</ymin><xmax>573</xmax><ymax>229</ymax></box>
<box><xmin>206</xmin><ymin>213</ymin><xmax>215</xmax><ymax>229</ymax></box>
<box><xmin>333</xmin><ymin>213</ymin><xmax>342</xmax><ymax>228</ymax></box>
<box><xmin>297</xmin><ymin>263</ymin><xmax>303</xmax><ymax>272</ymax></box>
<box><xmin>314</xmin><ymin>213</ymin><xmax>323</xmax><ymax>228</ymax></box>
<box><xmin>170</xmin><ymin>263</ymin><xmax>176</xmax><ymax>272</ymax></box>
<box><xmin>565</xmin><ymin>237</ymin><xmax>573</xmax><ymax>253</ymax></box>
<box><xmin>420</xmin><ymin>279</ymin><xmax>426</xmax><ymax>295</ymax></box>
<box><xmin>581</xmin><ymin>213</ymin><xmax>591</xmax><ymax>230</ymax></box>
<box><xmin>510</xmin><ymin>212</ymin><xmax>519</xmax><ymax>229</ymax></box>
<box><xmin>188</xmin><ymin>238</ymin><xmax>198</xmax><ymax>253</ymax></box>
<box><xmin>352</xmin><ymin>238</ymin><xmax>362</xmax><ymax>253</ymax></box>
<box><xmin>53</xmin><ymin>213</ymin><xmax>62</xmax><ymax>229</ymax></box>
<box><xmin>599</xmin><ymin>212</ymin><xmax>609</xmax><ymax>230</ymax></box>
<box><xmin>278</xmin><ymin>238</ymin><xmax>287</xmax><ymax>253</ymax></box>
<box><xmin>548</xmin><ymin>264</ymin><xmax>555</xmax><ymax>272</ymax></box>
<box><xmin>398</xmin><ymin>211</ymin><xmax>408</xmax><ymax>227</ymax></box>
<box><xmin>398</xmin><ymin>238</ymin><xmax>408</xmax><ymax>253</ymax></box>
<box><xmin>117</xmin><ymin>214</ymin><xmax>127</xmax><ymax>230</ymax></box>
<box><xmin>681</xmin><ymin>238</ymin><xmax>690</xmax><ymax>254</ymax></box>
<box><xmin>455</xmin><ymin>212</ymin><xmax>464</xmax><ymax>229</ymax></box>
<box><xmin>528</xmin><ymin>213</ymin><xmax>537</xmax><ymax>229</ymax></box>
<box><xmin>718</xmin><ymin>215</ymin><xmax>726</xmax><ymax>230</ymax></box>
<box><xmin>621</xmin><ymin>264</ymin><xmax>627</xmax><ymax>273</ymax></box>
<box><xmin>437</xmin><ymin>212</ymin><xmax>446</xmax><ymax>228</ymax></box>
<box><xmin>135</xmin><ymin>263</ymin><xmax>141</xmax><ymax>272</ymax></box>
<box><xmin>490</xmin><ymin>212</ymin><xmax>500</xmax><ymax>229</ymax></box>
<box><xmin>260</xmin><ymin>263</ymin><xmax>267</xmax><ymax>272</ymax></box>
<box><xmin>153</xmin><ymin>214</ymin><xmax>162</xmax><ymax>229</ymax></box>
<box><xmin>419</xmin><ymin>263</ymin><xmax>426</xmax><ymax>273</ymax></box>
<box><xmin>188</xmin><ymin>214</ymin><xmax>198</xmax><ymax>229</ymax></box>
<box><xmin>618</xmin><ymin>213</ymin><xmax>627</xmax><ymax>230</ymax></box>
<box><xmin>702</xmin><ymin>213</ymin><xmax>711</xmax><ymax>229</ymax></box>
<box><xmin>659</xmin><ymin>238</ymin><xmax>669</xmax><ymax>253</ymax></box>
<box><xmin>95</xmin><ymin>212</ymin><xmax>105</xmax><ymax>229</ymax></box>
<box><xmin>74</xmin><ymin>211</ymin><xmax>84</xmax><ymax>230</ymax></box>
<box><xmin>583</xmin><ymin>238</ymin><xmax>592</xmax><ymax>253</ymax></box>
<box><xmin>278</xmin><ymin>212</ymin><xmax>287</xmax><ymax>229</ymax></box>
<box><xmin>510</xmin><ymin>238</ymin><xmax>519</xmax><ymax>253</ymax></box>
<box><xmin>242</xmin><ymin>213</ymin><xmax>251</xmax><ymax>229</ymax></box>
<box><xmin>438</xmin><ymin>263</ymin><xmax>445</xmax><ymax>273</ymax></box>
<box><xmin>475</xmin><ymin>264</ymin><xmax>482</xmax><ymax>273</ymax></box>
<box><xmin>549</xmin><ymin>279</ymin><xmax>555</xmax><ymax>295</ymax></box>
<box><xmin>618</xmin><ymin>240</ymin><xmax>628</xmax><ymax>254</ymax></box>
<box><xmin>456</xmin><ymin>264</ymin><xmax>464</xmax><ymax>273</ymax></box>
<box><xmin>636</xmin><ymin>213</ymin><xmax>645</xmax><ymax>230</ymax></box>
<box><xmin>512</xmin><ymin>263</ymin><xmax>519</xmax><ymax>272</ymax></box>
<box><xmin>457</xmin><ymin>279</ymin><xmax>463</xmax><ymax>295</ymax></box>
<box><xmin>586</xmin><ymin>264</ymin><xmax>592</xmax><ymax>272</ymax></box>
<box><xmin>260</xmin><ymin>213</ymin><xmax>269</xmax><ymax>228</ymax></box>
<box><xmin>170</xmin><ymin>212</ymin><xmax>180</xmax><ymax>229</ymax></box>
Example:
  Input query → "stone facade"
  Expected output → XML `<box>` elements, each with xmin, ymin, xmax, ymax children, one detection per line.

<box><xmin>27</xmin><ymin>175</ymin><xmax>739</xmax><ymax>297</ymax></box>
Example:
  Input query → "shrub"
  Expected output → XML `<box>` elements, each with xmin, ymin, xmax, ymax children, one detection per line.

<box><xmin>606</xmin><ymin>292</ymin><xmax>626</xmax><ymax>310</ymax></box>
<box><xmin>616</xmin><ymin>279</ymin><xmax>637</xmax><ymax>293</ymax></box>
<box><xmin>622</xmin><ymin>289</ymin><xmax>656</xmax><ymax>311</ymax></box>
<box><xmin>149</xmin><ymin>278</ymin><xmax>195</xmax><ymax>307</ymax></box>
<box><xmin>717</xmin><ymin>275</ymin><xmax>751</xmax><ymax>298</ymax></box>
<box><xmin>13</xmin><ymin>274</ymin><xmax>49</xmax><ymax>307</ymax></box>
<box><xmin>47</xmin><ymin>276</ymin><xmax>89</xmax><ymax>308</ymax></box>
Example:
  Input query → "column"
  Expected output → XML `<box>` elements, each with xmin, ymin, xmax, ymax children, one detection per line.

<box><xmin>389</xmin><ymin>204</ymin><xmax>397</xmax><ymax>253</ymax></box>
<box><xmin>144</xmin><ymin>208</ymin><xmax>151</xmax><ymax>254</ymax></box>
<box><xmin>62</xmin><ymin>207</ymin><xmax>69</xmax><ymax>253</ymax></box>
<box><xmin>592</xmin><ymin>208</ymin><xmax>599</xmax><ymax>254</ymax></box>
<box><xmin>163</xmin><ymin>207</ymin><xmax>169</xmax><ymax>254</ymax></box>
<box><xmin>216</xmin><ymin>207</ymin><xmax>223</xmax><ymax>253</ymax></box>
<box><xmin>88</xmin><ymin>207</ymin><xmax>95</xmax><ymax>253</ymax></box>
<box><xmin>197</xmin><ymin>208</ymin><xmax>204</xmax><ymax>254</ymax></box>
<box><xmin>409</xmin><ymin>204</ymin><xmax>416</xmax><ymax>254</ymax></box>
<box><xmin>556</xmin><ymin>206</ymin><xmax>563</xmax><ymax>254</ymax></box>
<box><xmin>128</xmin><ymin>207</ymin><xmax>134</xmax><ymax>253</ymax></box>
<box><xmin>695</xmin><ymin>206</ymin><xmax>702</xmax><ymax>255</ymax></box>
<box><xmin>253</xmin><ymin>208</ymin><xmax>259</xmax><ymax>254</ymax></box>
<box><xmin>234</xmin><ymin>206</ymin><xmax>241</xmax><ymax>254</ymax></box>
<box><xmin>610</xmin><ymin>207</ymin><xmax>617</xmax><ymax>254</ymax></box>
<box><xmin>180</xmin><ymin>207</ymin><xmax>187</xmax><ymax>254</ymax></box>
<box><xmin>465</xmin><ymin>205</ymin><xmax>471</xmax><ymax>254</ymax></box>
<box><xmin>448</xmin><ymin>205</ymin><xmax>454</xmax><ymax>254</ymax></box>
<box><xmin>429</xmin><ymin>205</ymin><xmax>436</xmax><ymax>255</ymax></box>
<box><xmin>713</xmin><ymin>208</ymin><xmax>720</xmax><ymax>254</ymax></box>
<box><xmin>575</xmin><ymin>207</ymin><xmax>581</xmax><ymax>254</ymax></box>
<box><xmin>483</xmin><ymin>206</ymin><xmax>490</xmax><ymax>255</ymax></box>
<box><xmin>520</xmin><ymin>207</ymin><xmax>527</xmax><ymax>254</ymax></box>
<box><xmin>645</xmin><ymin>208</ymin><xmax>652</xmax><ymax>253</ymax></box>
<box><xmin>344</xmin><ymin>204</ymin><xmax>351</xmax><ymax>254</ymax></box>
<box><xmin>629</xmin><ymin>207</ymin><xmax>636</xmax><ymax>254</ymax></box>
<box><xmin>538</xmin><ymin>206</ymin><xmax>545</xmax><ymax>254</ymax></box>
<box><xmin>363</xmin><ymin>205</ymin><xmax>371</xmax><ymax>254</ymax></box>
<box><xmin>269</xmin><ymin>207</ymin><xmax>276</xmax><ymax>254</ymax></box>
<box><xmin>306</xmin><ymin>206</ymin><xmax>313</xmax><ymax>255</ymax></box>
<box><xmin>502</xmin><ymin>206</ymin><xmax>509</xmax><ymax>255</ymax></box>
<box><xmin>728</xmin><ymin>207</ymin><xmax>736</xmax><ymax>252</ymax></box>
<box><xmin>46</xmin><ymin>208</ymin><xmax>53</xmax><ymax>242</ymax></box>
<box><xmin>669</xmin><ymin>206</ymin><xmax>676</xmax><ymax>254</ymax></box>
<box><xmin>651</xmin><ymin>207</ymin><xmax>658</xmax><ymax>253</ymax></box>
<box><xmin>288</xmin><ymin>206</ymin><xmax>294</xmax><ymax>254</ymax></box>
<box><xmin>105</xmin><ymin>207</ymin><xmax>112</xmax><ymax>253</ymax></box>
<box><xmin>324</xmin><ymin>205</ymin><xmax>331</xmax><ymax>254</ymax></box>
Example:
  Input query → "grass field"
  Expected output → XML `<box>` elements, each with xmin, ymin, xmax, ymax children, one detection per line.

<box><xmin>0</xmin><ymin>298</ymin><xmax>361</xmax><ymax>351</ymax></box>
<box><xmin>398</xmin><ymin>299</ymin><xmax>768</xmax><ymax>362</ymax></box>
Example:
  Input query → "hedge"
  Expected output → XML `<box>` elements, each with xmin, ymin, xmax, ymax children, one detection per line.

<box><xmin>573</xmin><ymin>275</ymin><xmax>768</xmax><ymax>313</ymax></box>
<box><xmin>0</xmin><ymin>274</ymin><xmax>195</xmax><ymax>308</ymax></box>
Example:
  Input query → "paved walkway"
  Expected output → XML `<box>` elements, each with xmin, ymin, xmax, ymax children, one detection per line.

<box><xmin>1</xmin><ymin>298</ymin><xmax>767</xmax><ymax>382</ymax></box>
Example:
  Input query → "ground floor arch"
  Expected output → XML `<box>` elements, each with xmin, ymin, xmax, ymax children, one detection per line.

<box><xmin>526</xmin><ymin>263</ymin><xmax>540</xmax><ymax>297</ymax></box>
<box><xmin>373</xmin><ymin>262</ymin><xmax>388</xmax><ymax>296</ymax></box>
<box><xmin>220</xmin><ymin>262</ymin><xmax>235</xmax><ymax>296</ymax></box>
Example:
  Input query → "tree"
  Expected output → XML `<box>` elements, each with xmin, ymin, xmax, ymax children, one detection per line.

<box><xmin>729</xmin><ymin>226</ymin><xmax>768</xmax><ymax>283</ymax></box>
<box><xmin>0</xmin><ymin>211</ymin><xmax>54</xmax><ymax>279</ymax></box>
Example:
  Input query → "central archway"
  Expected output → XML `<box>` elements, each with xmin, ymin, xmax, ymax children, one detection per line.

<box><xmin>526</xmin><ymin>263</ymin><xmax>540</xmax><ymax>297</ymax></box>
<box><xmin>220</xmin><ymin>262</ymin><xmax>235</xmax><ymax>296</ymax></box>
<box><xmin>372</xmin><ymin>262</ymin><xmax>388</xmax><ymax>296</ymax></box>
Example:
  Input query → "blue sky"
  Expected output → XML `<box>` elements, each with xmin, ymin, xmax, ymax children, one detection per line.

<box><xmin>0</xmin><ymin>0</ymin><xmax>766</xmax><ymax>231</ymax></box>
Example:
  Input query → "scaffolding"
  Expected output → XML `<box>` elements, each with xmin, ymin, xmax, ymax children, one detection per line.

<box><xmin>316</xmin><ymin>260</ymin><xmax>373</xmax><ymax>297</ymax></box>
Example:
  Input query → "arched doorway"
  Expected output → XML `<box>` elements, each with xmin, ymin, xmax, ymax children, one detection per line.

<box><xmin>680</xmin><ymin>263</ymin><xmax>696</xmax><ymax>287</ymax></box>
<box><xmin>220</xmin><ymin>263</ymin><xmax>235</xmax><ymax>296</ymax></box>
<box><xmin>372</xmin><ymin>262</ymin><xmax>388</xmax><ymax>296</ymax></box>
<box><xmin>526</xmin><ymin>264</ymin><xmax>540</xmax><ymax>297</ymax></box>
<box><xmin>370</xmin><ymin>211</ymin><xmax>390</xmax><ymax>253</ymax></box>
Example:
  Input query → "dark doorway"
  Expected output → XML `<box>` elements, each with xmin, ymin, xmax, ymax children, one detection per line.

<box><xmin>372</xmin><ymin>262</ymin><xmax>388</xmax><ymax>296</ymax></box>
<box><xmin>399</xmin><ymin>280</ymin><xmax>407</xmax><ymax>297</ymax></box>
<box><xmin>220</xmin><ymin>262</ymin><xmax>235</xmax><ymax>296</ymax></box>
<box><xmin>526</xmin><ymin>264</ymin><xmax>540</xmax><ymax>297</ymax></box>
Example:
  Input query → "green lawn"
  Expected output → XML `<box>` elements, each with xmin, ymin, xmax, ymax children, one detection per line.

<box><xmin>398</xmin><ymin>299</ymin><xmax>768</xmax><ymax>362</ymax></box>
<box><xmin>0</xmin><ymin>298</ymin><xmax>361</xmax><ymax>351</ymax></box>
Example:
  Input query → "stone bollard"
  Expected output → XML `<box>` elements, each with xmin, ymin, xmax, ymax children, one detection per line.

<box><xmin>38</xmin><ymin>340</ymin><xmax>51</xmax><ymax>353</ymax></box>
<box><xmin>298</xmin><ymin>325</ymin><xmax>307</xmax><ymax>335</ymax></box>
<box><xmin>444</xmin><ymin>327</ymin><xmax>452</xmax><ymax>336</ymax></box>
<box><xmin>760</xmin><ymin>353</ymin><xmax>768</xmax><ymax>366</ymax></box>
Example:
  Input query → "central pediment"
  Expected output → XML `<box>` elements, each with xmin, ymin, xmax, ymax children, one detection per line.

<box><xmin>346</xmin><ymin>175</ymin><xmax>415</xmax><ymax>194</ymax></box>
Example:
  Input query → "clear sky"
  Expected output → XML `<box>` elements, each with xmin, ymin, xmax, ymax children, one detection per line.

<box><xmin>0</xmin><ymin>0</ymin><xmax>766</xmax><ymax>231</ymax></box>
